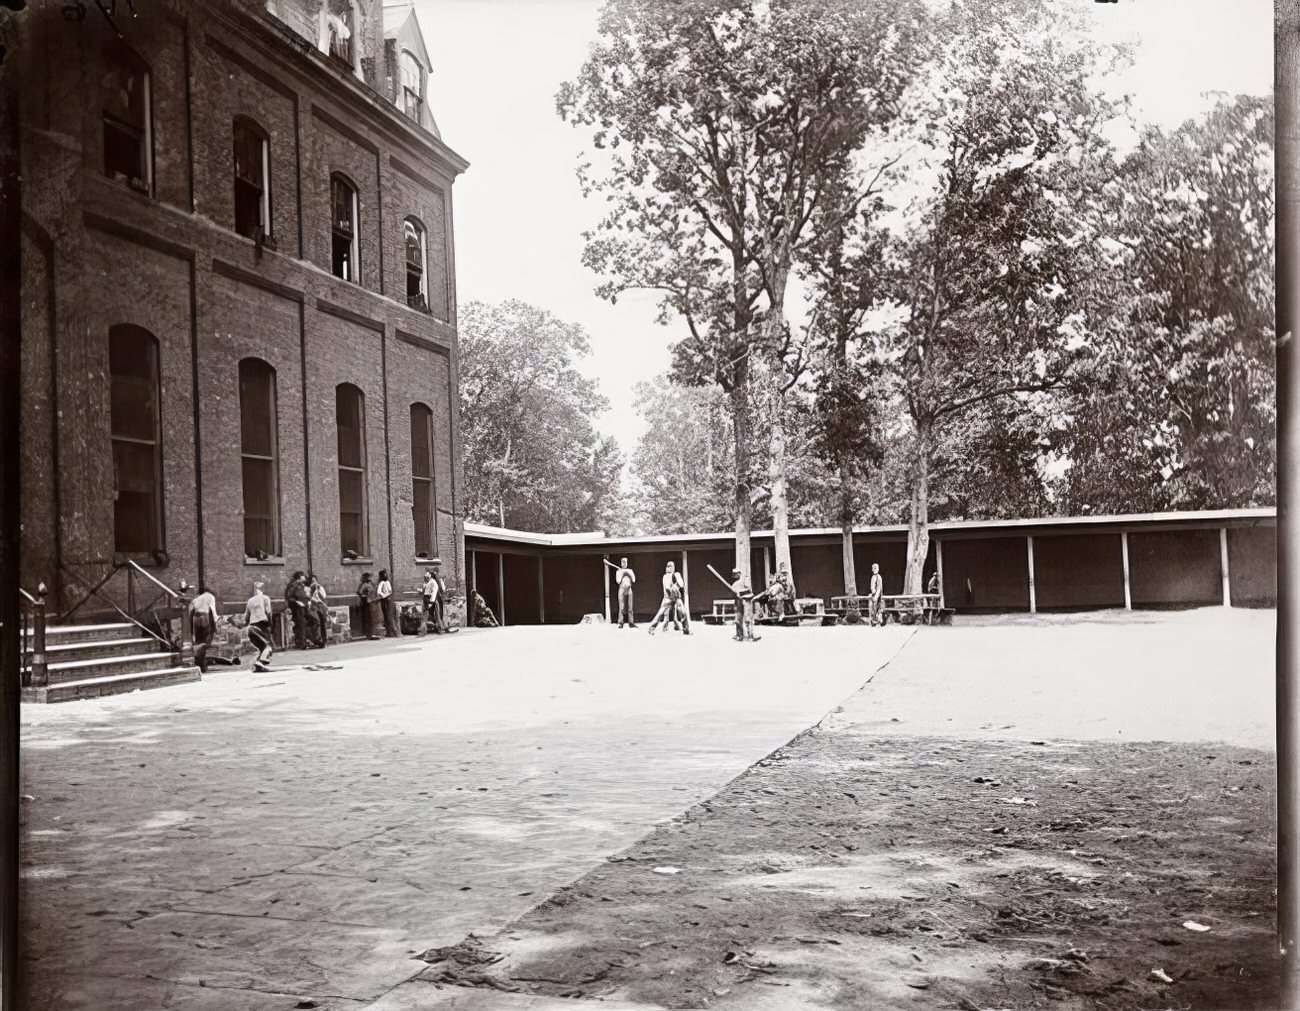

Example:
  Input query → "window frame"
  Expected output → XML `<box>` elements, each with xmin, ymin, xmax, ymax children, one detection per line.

<box><xmin>109</xmin><ymin>324</ymin><xmax>165</xmax><ymax>558</ymax></box>
<box><xmin>233</xmin><ymin>117</ymin><xmax>273</xmax><ymax>242</ymax></box>
<box><xmin>102</xmin><ymin>42</ymin><xmax>154</xmax><ymax>195</ymax></box>
<box><xmin>336</xmin><ymin>383</ymin><xmax>370</xmax><ymax>559</ymax></box>
<box><xmin>400</xmin><ymin>49</ymin><xmax>423</xmax><ymax>124</ymax></box>
<box><xmin>410</xmin><ymin>402</ymin><xmax>436</xmax><ymax>560</ymax></box>
<box><xmin>403</xmin><ymin>215</ymin><xmax>428</xmax><ymax>310</ymax></box>
<box><xmin>330</xmin><ymin>172</ymin><xmax>360</xmax><ymax>283</ymax></box>
<box><xmin>238</xmin><ymin>357</ymin><xmax>283</xmax><ymax>560</ymax></box>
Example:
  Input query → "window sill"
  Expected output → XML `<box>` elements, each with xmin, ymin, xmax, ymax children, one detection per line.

<box><xmin>341</xmin><ymin>557</ymin><xmax>374</xmax><ymax>566</ymax></box>
<box><xmin>244</xmin><ymin>556</ymin><xmax>285</xmax><ymax>566</ymax></box>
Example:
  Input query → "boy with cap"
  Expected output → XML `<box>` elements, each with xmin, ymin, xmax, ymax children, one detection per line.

<box><xmin>729</xmin><ymin>567</ymin><xmax>760</xmax><ymax>642</ymax></box>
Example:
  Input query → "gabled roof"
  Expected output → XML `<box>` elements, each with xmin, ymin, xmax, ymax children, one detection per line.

<box><xmin>383</xmin><ymin>2</ymin><xmax>431</xmax><ymax>71</ymax></box>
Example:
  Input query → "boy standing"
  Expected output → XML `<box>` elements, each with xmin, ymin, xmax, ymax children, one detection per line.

<box><xmin>377</xmin><ymin>569</ymin><xmax>399</xmax><ymax>638</ymax></box>
<box><xmin>729</xmin><ymin>568</ymin><xmax>760</xmax><ymax>643</ymax></box>
<box><xmin>614</xmin><ymin>557</ymin><xmax>636</xmax><ymax>628</ymax></box>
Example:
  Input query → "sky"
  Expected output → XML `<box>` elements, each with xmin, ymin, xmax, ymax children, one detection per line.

<box><xmin>413</xmin><ymin>0</ymin><xmax>1274</xmax><ymax>459</ymax></box>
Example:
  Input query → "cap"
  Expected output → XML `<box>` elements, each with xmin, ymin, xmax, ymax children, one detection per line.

<box><xmin>731</xmin><ymin>568</ymin><xmax>742</xmax><ymax>576</ymax></box>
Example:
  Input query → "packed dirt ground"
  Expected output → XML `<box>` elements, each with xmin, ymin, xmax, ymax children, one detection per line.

<box><xmin>420</xmin><ymin>733</ymin><xmax>1275</xmax><ymax>1010</ymax></box>
<box><xmin>21</xmin><ymin>608</ymin><xmax>1276</xmax><ymax>1009</ymax></box>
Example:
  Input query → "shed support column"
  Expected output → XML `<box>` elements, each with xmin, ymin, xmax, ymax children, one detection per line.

<box><xmin>1220</xmin><ymin>527</ymin><xmax>1231</xmax><ymax>607</ymax></box>
<box><xmin>603</xmin><ymin>553</ymin><xmax>611</xmax><ymax>623</ymax></box>
<box><xmin>763</xmin><ymin>546</ymin><xmax>772</xmax><ymax>588</ymax></box>
<box><xmin>1120</xmin><ymin>532</ymin><xmax>1132</xmax><ymax>610</ymax></box>
<box><xmin>681</xmin><ymin>550</ymin><xmax>689</xmax><ymax>620</ymax></box>
<box><xmin>1026</xmin><ymin>536</ymin><xmax>1037</xmax><ymax>614</ymax></box>
<box><xmin>935</xmin><ymin>539</ymin><xmax>945</xmax><ymax>609</ymax></box>
<box><xmin>538</xmin><ymin>556</ymin><xmax>545</xmax><ymax>624</ymax></box>
<box><xmin>468</xmin><ymin>549</ymin><xmax>476</xmax><ymax>593</ymax></box>
<box><xmin>497</xmin><ymin>554</ymin><xmax>506</xmax><ymax>627</ymax></box>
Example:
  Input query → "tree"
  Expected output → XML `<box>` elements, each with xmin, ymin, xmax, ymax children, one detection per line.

<box><xmin>627</xmin><ymin>375</ymin><xmax>736</xmax><ymax>535</ymax></box>
<box><xmin>1053</xmin><ymin>94</ymin><xmax>1275</xmax><ymax>513</ymax></box>
<box><xmin>458</xmin><ymin>300</ymin><xmax>624</xmax><ymax>533</ymax></box>
<box><xmin>558</xmin><ymin>0</ymin><xmax>920</xmax><ymax>584</ymax></box>
<box><xmin>873</xmin><ymin>0</ymin><xmax>1125</xmax><ymax>592</ymax></box>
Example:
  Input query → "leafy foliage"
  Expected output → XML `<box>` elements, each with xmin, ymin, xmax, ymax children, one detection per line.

<box><xmin>458</xmin><ymin>300</ymin><xmax>624</xmax><ymax>533</ymax></box>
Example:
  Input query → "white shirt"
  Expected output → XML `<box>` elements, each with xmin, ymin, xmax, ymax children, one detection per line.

<box><xmin>616</xmin><ymin>567</ymin><xmax>635</xmax><ymax>588</ymax></box>
<box><xmin>870</xmin><ymin>573</ymin><xmax>883</xmax><ymax>596</ymax></box>
<box><xmin>377</xmin><ymin>579</ymin><xmax>393</xmax><ymax>600</ymax></box>
<box><xmin>190</xmin><ymin>591</ymin><xmax>217</xmax><ymax>619</ymax></box>
<box><xmin>245</xmin><ymin>592</ymin><xmax>272</xmax><ymax>624</ymax></box>
<box><xmin>661</xmin><ymin>572</ymin><xmax>683</xmax><ymax>597</ymax></box>
<box><xmin>310</xmin><ymin>584</ymin><xmax>328</xmax><ymax>605</ymax></box>
<box><xmin>422</xmin><ymin>576</ymin><xmax>439</xmax><ymax>601</ymax></box>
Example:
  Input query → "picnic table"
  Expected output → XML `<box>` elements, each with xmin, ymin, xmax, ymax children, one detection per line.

<box><xmin>880</xmin><ymin>593</ymin><xmax>953</xmax><ymax>626</ymax></box>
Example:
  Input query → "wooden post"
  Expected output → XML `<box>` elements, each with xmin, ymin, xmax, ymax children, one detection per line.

<box><xmin>602</xmin><ymin>553</ymin><xmax>611</xmax><ymax>623</ymax></box>
<box><xmin>177</xmin><ymin>581</ymin><xmax>195</xmax><ymax>667</ymax></box>
<box><xmin>29</xmin><ymin>584</ymin><xmax>48</xmax><ymax>689</ymax></box>
<box><xmin>497</xmin><ymin>553</ymin><xmax>506</xmax><ymax>626</ymax></box>
<box><xmin>935</xmin><ymin>539</ymin><xmax>945</xmax><ymax>610</ymax></box>
<box><xmin>681</xmin><ymin>550</ymin><xmax>689</xmax><ymax>621</ymax></box>
<box><xmin>1220</xmin><ymin>527</ymin><xmax>1231</xmax><ymax>607</ymax></box>
<box><xmin>537</xmin><ymin>556</ymin><xmax>545</xmax><ymax>624</ymax></box>
<box><xmin>1026</xmin><ymin>536</ymin><xmax>1036</xmax><ymax>614</ymax></box>
<box><xmin>763</xmin><ymin>545</ymin><xmax>772</xmax><ymax>588</ymax></box>
<box><xmin>1120</xmin><ymin>531</ymin><xmax>1132</xmax><ymax>610</ymax></box>
<box><xmin>467</xmin><ymin>549</ymin><xmax>476</xmax><ymax>593</ymax></box>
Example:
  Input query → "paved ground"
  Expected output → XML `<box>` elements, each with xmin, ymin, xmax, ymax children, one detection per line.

<box><xmin>20</xmin><ymin>621</ymin><xmax>914</xmax><ymax>1009</ymax></box>
<box><xmin>20</xmin><ymin>608</ymin><xmax>1276</xmax><ymax>1010</ymax></box>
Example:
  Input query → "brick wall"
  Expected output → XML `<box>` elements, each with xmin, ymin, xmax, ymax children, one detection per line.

<box><xmin>18</xmin><ymin>0</ymin><xmax>468</xmax><ymax>617</ymax></box>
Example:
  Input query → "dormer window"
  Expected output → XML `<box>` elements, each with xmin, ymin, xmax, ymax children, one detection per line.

<box><xmin>404</xmin><ymin>217</ymin><xmax>427</xmax><ymax>310</ymax></box>
<box><xmin>331</xmin><ymin>174</ymin><xmax>359</xmax><ymax>282</ymax></box>
<box><xmin>102</xmin><ymin>43</ymin><xmax>152</xmax><ymax>193</ymax></box>
<box><xmin>400</xmin><ymin>50</ymin><xmax>423</xmax><ymax>124</ymax></box>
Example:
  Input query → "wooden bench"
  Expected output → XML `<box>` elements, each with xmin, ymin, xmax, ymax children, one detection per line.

<box><xmin>703</xmin><ymin>599</ymin><xmax>738</xmax><ymax>625</ymax></box>
<box><xmin>880</xmin><ymin>593</ymin><xmax>954</xmax><ymax>626</ymax></box>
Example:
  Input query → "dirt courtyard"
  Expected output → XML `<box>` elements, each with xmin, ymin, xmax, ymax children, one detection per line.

<box><xmin>21</xmin><ymin>607</ymin><xmax>1277</xmax><ymax>1010</ymax></box>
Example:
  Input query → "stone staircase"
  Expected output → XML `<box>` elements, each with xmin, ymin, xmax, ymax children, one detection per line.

<box><xmin>22</xmin><ymin>622</ymin><xmax>202</xmax><ymax>704</ymax></box>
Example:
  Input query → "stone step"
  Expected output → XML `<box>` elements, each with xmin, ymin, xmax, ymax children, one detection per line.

<box><xmin>22</xmin><ymin>666</ymin><xmax>201</xmax><ymax>704</ymax></box>
<box><xmin>45</xmin><ymin>651</ymin><xmax>177</xmax><ymax>685</ymax></box>
<box><xmin>36</xmin><ymin>622</ymin><xmax>143</xmax><ymax>645</ymax></box>
<box><xmin>39</xmin><ymin>637</ymin><xmax>162</xmax><ymax>663</ymax></box>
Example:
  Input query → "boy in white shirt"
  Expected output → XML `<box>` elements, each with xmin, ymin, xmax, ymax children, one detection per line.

<box><xmin>614</xmin><ymin>557</ymin><xmax>636</xmax><ymax>628</ymax></box>
<box><xmin>377</xmin><ymin>569</ymin><xmax>399</xmax><ymax>638</ymax></box>
<box><xmin>648</xmin><ymin>561</ymin><xmax>689</xmax><ymax>635</ymax></box>
<box><xmin>243</xmin><ymin>581</ymin><xmax>274</xmax><ymax>672</ymax></box>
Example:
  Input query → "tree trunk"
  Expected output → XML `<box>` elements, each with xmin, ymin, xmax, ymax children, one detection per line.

<box><xmin>839</xmin><ymin>465</ymin><xmax>857</xmax><ymax>596</ymax></box>
<box><xmin>904</xmin><ymin>422</ymin><xmax>931</xmax><ymax>594</ymax></box>
<box><xmin>769</xmin><ymin>398</ymin><xmax>791</xmax><ymax>582</ymax></box>
<box><xmin>731</xmin><ymin>358</ymin><xmax>753</xmax><ymax>582</ymax></box>
<box><xmin>764</xmin><ymin>262</ymin><xmax>793</xmax><ymax>586</ymax></box>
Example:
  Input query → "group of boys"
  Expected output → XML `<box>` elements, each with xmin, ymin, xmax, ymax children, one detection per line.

<box><xmin>610</xmin><ymin>557</ymin><xmax>690</xmax><ymax>634</ymax></box>
<box><xmin>188</xmin><ymin>560</ymin><xmax>459</xmax><ymax>674</ymax></box>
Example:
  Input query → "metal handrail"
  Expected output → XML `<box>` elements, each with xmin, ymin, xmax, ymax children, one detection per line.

<box><xmin>124</xmin><ymin>558</ymin><xmax>181</xmax><ymax>600</ymax></box>
<box><xmin>57</xmin><ymin>562</ymin><xmax>174</xmax><ymax>648</ymax></box>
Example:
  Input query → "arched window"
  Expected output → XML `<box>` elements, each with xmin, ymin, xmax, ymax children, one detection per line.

<box><xmin>410</xmin><ymin>403</ymin><xmax>435</xmax><ymax>559</ymax></box>
<box><xmin>331</xmin><ymin>173</ymin><xmax>359</xmax><ymax>282</ymax></box>
<box><xmin>336</xmin><ymin>383</ymin><xmax>368</xmax><ymax>557</ymax></box>
<box><xmin>404</xmin><ymin>217</ymin><xmax>427</xmax><ymax>309</ymax></box>
<box><xmin>102</xmin><ymin>42</ymin><xmax>152</xmax><ymax>192</ymax></box>
<box><xmin>233</xmin><ymin>118</ymin><xmax>271</xmax><ymax>241</ymax></box>
<box><xmin>109</xmin><ymin>325</ymin><xmax>163</xmax><ymax>554</ymax></box>
<box><xmin>400</xmin><ymin>49</ymin><xmax>423</xmax><ymax>124</ymax></box>
<box><xmin>239</xmin><ymin>359</ymin><xmax>281</xmax><ymax>558</ymax></box>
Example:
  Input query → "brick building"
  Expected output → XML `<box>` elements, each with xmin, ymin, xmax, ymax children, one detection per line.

<box><xmin>17</xmin><ymin>0</ymin><xmax>468</xmax><ymax>628</ymax></box>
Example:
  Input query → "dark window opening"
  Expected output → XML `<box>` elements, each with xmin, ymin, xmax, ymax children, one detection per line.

<box><xmin>110</xmin><ymin>325</ymin><xmax>163</xmax><ymax>554</ymax></box>
<box><xmin>404</xmin><ymin>217</ymin><xmax>426</xmax><ymax>310</ymax></box>
<box><xmin>234</xmin><ymin>119</ymin><xmax>271</xmax><ymax>241</ymax></box>
<box><xmin>102</xmin><ymin>44</ymin><xmax>151</xmax><ymax>191</ymax></box>
<box><xmin>336</xmin><ymin>383</ymin><xmax>368</xmax><ymax>557</ymax></box>
<box><xmin>239</xmin><ymin>358</ymin><xmax>281</xmax><ymax>558</ymax></box>
<box><xmin>410</xmin><ymin>403</ymin><xmax>435</xmax><ymax>558</ymax></box>
<box><xmin>331</xmin><ymin>174</ymin><xmax>358</xmax><ymax>281</ymax></box>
